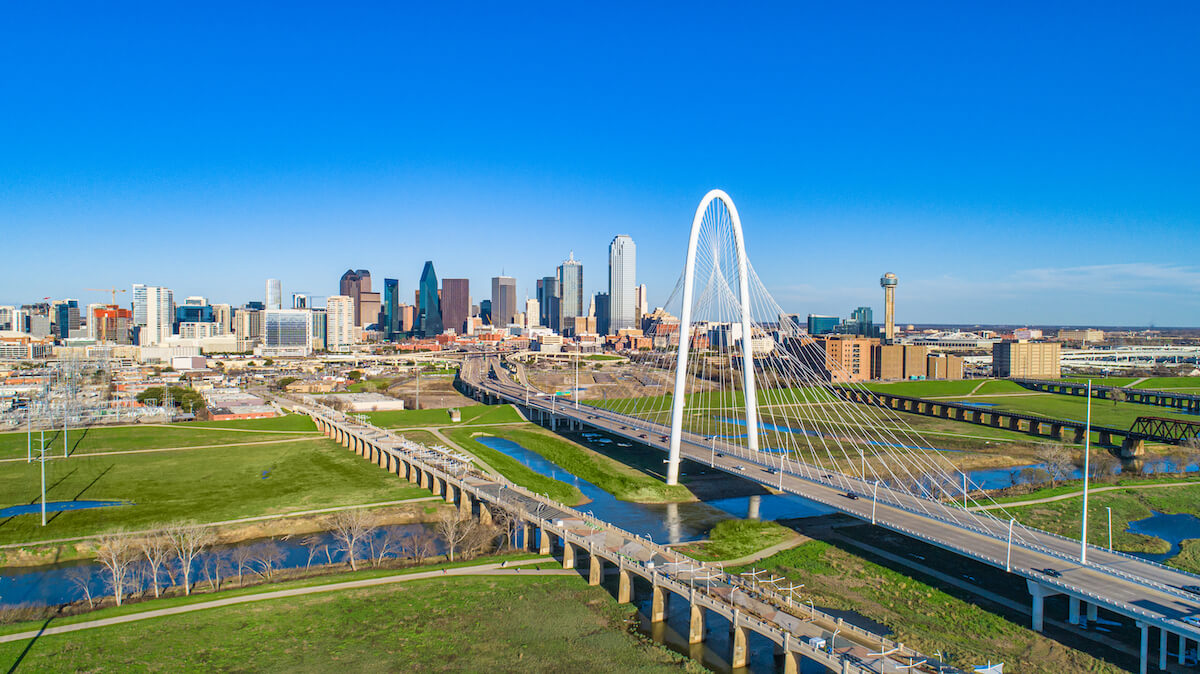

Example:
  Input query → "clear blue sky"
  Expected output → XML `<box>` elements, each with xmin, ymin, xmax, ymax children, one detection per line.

<box><xmin>2</xmin><ymin>2</ymin><xmax>1197</xmax><ymax>326</ymax></box>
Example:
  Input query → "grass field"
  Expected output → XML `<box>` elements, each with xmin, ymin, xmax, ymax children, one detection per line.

<box><xmin>1002</xmin><ymin>482</ymin><xmax>1200</xmax><ymax>564</ymax></box>
<box><xmin>441</xmin><ymin>426</ymin><xmax>584</xmax><ymax>505</ymax></box>
<box><xmin>939</xmin><ymin>390</ymin><xmax>1199</xmax><ymax>429</ymax></box>
<box><xmin>365</xmin><ymin>404</ymin><xmax>524</xmax><ymax>429</ymax></box>
<box><xmin>861</xmin><ymin>379</ymin><xmax>1025</xmax><ymax>397</ymax></box>
<box><xmin>739</xmin><ymin>541</ymin><xmax>1122</xmax><ymax>673</ymax></box>
<box><xmin>0</xmin><ymin>438</ymin><xmax>429</xmax><ymax>545</ymax></box>
<box><xmin>0</xmin><ymin>574</ymin><xmax>699</xmax><ymax>673</ymax></box>
<box><xmin>674</xmin><ymin>519</ymin><xmax>792</xmax><ymax>561</ymax></box>
<box><xmin>472</xmin><ymin>425</ymin><xmax>693</xmax><ymax>503</ymax></box>
<box><xmin>0</xmin><ymin>420</ymin><xmax>318</xmax><ymax>460</ymax></box>
<box><xmin>180</xmin><ymin>415</ymin><xmax>318</xmax><ymax>431</ymax></box>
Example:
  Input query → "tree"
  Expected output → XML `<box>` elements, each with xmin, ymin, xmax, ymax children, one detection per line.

<box><xmin>231</xmin><ymin>545</ymin><xmax>255</xmax><ymax>583</ymax></box>
<box><xmin>1089</xmin><ymin>450</ymin><xmax>1121</xmax><ymax>479</ymax></box>
<box><xmin>404</xmin><ymin>528</ymin><xmax>438</xmax><ymax>565</ymax></box>
<box><xmin>436</xmin><ymin>510</ymin><xmax>474</xmax><ymax>562</ymax></box>
<box><xmin>329</xmin><ymin>510</ymin><xmax>373</xmax><ymax>571</ymax></box>
<box><xmin>370</xmin><ymin>527</ymin><xmax>401</xmax><ymax>566</ymax></box>
<box><xmin>138</xmin><ymin>532</ymin><xmax>171</xmax><ymax>598</ymax></box>
<box><xmin>165</xmin><ymin>523</ymin><xmax>214</xmax><ymax>596</ymax></box>
<box><xmin>202</xmin><ymin>551</ymin><xmax>229</xmax><ymax>592</ymax></box>
<box><xmin>1035</xmin><ymin>444</ymin><xmax>1075</xmax><ymax>485</ymax></box>
<box><xmin>249</xmin><ymin>542</ymin><xmax>285</xmax><ymax>581</ymax></box>
<box><xmin>67</xmin><ymin>567</ymin><xmax>96</xmax><ymax>609</ymax></box>
<box><xmin>301</xmin><ymin>534</ymin><xmax>325</xmax><ymax>570</ymax></box>
<box><xmin>463</xmin><ymin>520</ymin><xmax>497</xmax><ymax>559</ymax></box>
<box><xmin>95</xmin><ymin>532</ymin><xmax>137</xmax><ymax>606</ymax></box>
<box><xmin>1110</xmin><ymin>388</ymin><xmax>1127</xmax><ymax>407</ymax></box>
<box><xmin>347</xmin><ymin>370</ymin><xmax>364</xmax><ymax>382</ymax></box>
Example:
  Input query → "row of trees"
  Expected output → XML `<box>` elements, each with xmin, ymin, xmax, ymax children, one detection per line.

<box><xmin>75</xmin><ymin>508</ymin><xmax>508</xmax><ymax>610</ymax></box>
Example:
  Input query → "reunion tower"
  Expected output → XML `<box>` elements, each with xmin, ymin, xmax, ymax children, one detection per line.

<box><xmin>880</xmin><ymin>272</ymin><xmax>897</xmax><ymax>343</ymax></box>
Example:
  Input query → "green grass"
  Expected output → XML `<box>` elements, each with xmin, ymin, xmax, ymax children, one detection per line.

<box><xmin>0</xmin><ymin>439</ymin><xmax>430</xmax><ymax>546</ymax></box>
<box><xmin>739</xmin><ymin>541</ymin><xmax>1122</xmax><ymax>673</ymax></box>
<box><xmin>1061</xmin><ymin>377</ymin><xmax>1139</xmax><ymax>387</ymax></box>
<box><xmin>180</xmin><ymin>415</ymin><xmax>317</xmax><ymax>431</ymax></box>
<box><xmin>365</xmin><ymin>404</ymin><xmax>523</xmax><ymax>429</ymax></box>
<box><xmin>473</xmin><ymin>425</ymin><xmax>692</xmax><ymax>503</ymax></box>
<box><xmin>441</xmin><ymin>427</ymin><xmax>584</xmax><ymax>505</ymax></box>
<box><xmin>675</xmin><ymin>519</ymin><xmax>792</xmax><ymax>561</ymax></box>
<box><xmin>1132</xmin><ymin>376</ymin><xmax>1200</xmax><ymax>390</ymax></box>
<box><xmin>583</xmin><ymin>354</ymin><xmax>624</xmax><ymax>361</ymax></box>
<box><xmin>346</xmin><ymin>377</ymin><xmax>392</xmax><ymax>393</ymax></box>
<box><xmin>0</xmin><ymin>422</ymin><xmax>317</xmax><ymax>460</ymax></box>
<box><xmin>861</xmin><ymin>379</ymin><xmax>1026</xmax><ymax>397</ymax></box>
<box><xmin>0</xmin><ymin>574</ymin><xmax>700</xmax><ymax>673</ymax></box>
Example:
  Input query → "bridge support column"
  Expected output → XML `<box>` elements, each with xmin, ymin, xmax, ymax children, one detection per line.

<box><xmin>1181</xmin><ymin>635</ymin><xmax>1188</xmax><ymax>665</ymax></box>
<box><xmin>478</xmin><ymin>503</ymin><xmax>492</xmax><ymax>526</ymax></box>
<box><xmin>1099</xmin><ymin>430</ymin><xmax>1112</xmax><ymax>446</ymax></box>
<box><xmin>1008</xmin><ymin>416</ymin><xmax>1021</xmax><ymax>431</ymax></box>
<box><xmin>521</xmin><ymin>521</ymin><xmax>532</xmax><ymax>551</ymax></box>
<box><xmin>444</xmin><ymin>482</ymin><xmax>456</xmax><ymax>505</ymax></box>
<box><xmin>730</xmin><ymin>611</ymin><xmax>748</xmax><ymax>669</ymax></box>
<box><xmin>747</xmin><ymin>494</ymin><xmax>761</xmax><ymax>520</ymax></box>
<box><xmin>688</xmin><ymin>598</ymin><xmax>704</xmax><ymax>643</ymax></box>
<box><xmin>419</xmin><ymin>469</ymin><xmax>429</xmax><ymax>490</ymax></box>
<box><xmin>588</xmin><ymin>553</ymin><xmax>603</xmax><ymax>586</ymax></box>
<box><xmin>1026</xmin><ymin>580</ymin><xmax>1060</xmax><ymax>632</ymax></box>
<box><xmin>1086</xmin><ymin>602</ymin><xmax>1097</xmax><ymax>625</ymax></box>
<box><xmin>562</xmin><ymin>540</ymin><xmax>575</xmax><ymax>569</ymax></box>
<box><xmin>1161</xmin><ymin>627</ymin><xmax>1168</xmax><ymax>671</ymax></box>
<box><xmin>782</xmin><ymin>646</ymin><xmax>798</xmax><ymax>674</ymax></box>
<box><xmin>617</xmin><ymin>567</ymin><xmax>633</xmax><ymax>603</ymax></box>
<box><xmin>538</xmin><ymin>527</ymin><xmax>551</xmax><ymax>555</ymax></box>
<box><xmin>1068</xmin><ymin>596</ymin><xmax>1080</xmax><ymax>625</ymax></box>
<box><xmin>1122</xmin><ymin>437</ymin><xmax>1146</xmax><ymax>458</ymax></box>
<box><xmin>1134</xmin><ymin>621</ymin><xmax>1148</xmax><ymax>674</ymax></box>
<box><xmin>458</xmin><ymin>491</ymin><xmax>472</xmax><ymax>518</ymax></box>
<box><xmin>650</xmin><ymin>583</ymin><xmax>667</xmax><ymax>622</ymax></box>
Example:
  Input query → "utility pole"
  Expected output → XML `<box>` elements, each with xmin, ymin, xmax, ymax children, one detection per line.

<box><xmin>1080</xmin><ymin>380</ymin><xmax>1092</xmax><ymax>564</ymax></box>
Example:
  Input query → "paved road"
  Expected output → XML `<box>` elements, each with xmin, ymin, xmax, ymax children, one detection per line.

<box><xmin>461</xmin><ymin>354</ymin><xmax>1200</xmax><ymax>644</ymax></box>
<box><xmin>0</xmin><ymin>557</ymin><xmax>558</xmax><ymax>645</ymax></box>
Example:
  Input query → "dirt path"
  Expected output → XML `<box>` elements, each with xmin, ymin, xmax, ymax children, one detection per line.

<box><xmin>0</xmin><ymin>435</ymin><xmax>327</xmax><ymax>464</ymax></box>
<box><xmin>971</xmin><ymin>480</ymin><xmax>1199</xmax><ymax>511</ymax></box>
<box><xmin>0</xmin><ymin>496</ymin><xmax>444</xmax><ymax>551</ymax></box>
<box><xmin>967</xmin><ymin>380</ymin><xmax>988</xmax><ymax>396</ymax></box>
<box><xmin>0</xmin><ymin>557</ymin><xmax>559</xmax><ymax>644</ymax></box>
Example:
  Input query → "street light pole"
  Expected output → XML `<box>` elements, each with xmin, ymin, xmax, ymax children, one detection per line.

<box><xmin>871</xmin><ymin>480</ymin><xmax>880</xmax><ymax>525</ymax></box>
<box><xmin>1006</xmin><ymin>518</ymin><xmax>1014</xmax><ymax>572</ymax></box>
<box><xmin>1081</xmin><ymin>380</ymin><xmax>1092</xmax><ymax>564</ymax></box>
<box><xmin>39</xmin><ymin>436</ymin><xmax>47</xmax><ymax>526</ymax></box>
<box><xmin>1107</xmin><ymin>506</ymin><xmax>1113</xmax><ymax>551</ymax></box>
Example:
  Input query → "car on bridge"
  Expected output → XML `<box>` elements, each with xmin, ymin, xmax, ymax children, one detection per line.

<box><xmin>841</xmin><ymin>492</ymin><xmax>859</xmax><ymax>500</ymax></box>
<box><xmin>1035</xmin><ymin>568</ymin><xmax>1062</xmax><ymax>578</ymax></box>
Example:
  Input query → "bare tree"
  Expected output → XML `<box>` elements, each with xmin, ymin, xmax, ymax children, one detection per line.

<box><xmin>1089</xmin><ymin>450</ymin><xmax>1121</xmax><ymax>479</ymax></box>
<box><xmin>329</xmin><ymin>510</ymin><xmax>373</xmax><ymax>571</ymax></box>
<box><xmin>95</xmin><ymin>532</ymin><xmax>137</xmax><ymax>606</ymax></box>
<box><xmin>1035</xmin><ymin>444</ymin><xmax>1075</xmax><ymax>485</ymax></box>
<box><xmin>301</xmin><ymin>534</ymin><xmax>325</xmax><ymax>570</ymax></box>
<box><xmin>463</xmin><ymin>520</ymin><xmax>497</xmax><ymax>559</ymax></box>
<box><xmin>138</xmin><ymin>532</ymin><xmax>171</xmax><ymax>598</ymax></box>
<box><xmin>490</xmin><ymin>510</ymin><xmax>516</xmax><ymax>551</ymax></box>
<box><xmin>1110</xmin><ymin>388</ymin><xmax>1126</xmax><ymax>408</ymax></box>
<box><xmin>404</xmin><ymin>528</ymin><xmax>438</xmax><ymax>565</ymax></box>
<box><xmin>436</xmin><ymin>510</ymin><xmax>474</xmax><ymax>562</ymax></box>
<box><xmin>249</xmin><ymin>542</ymin><xmax>285</xmax><ymax>581</ymax></box>
<box><xmin>165</xmin><ymin>523</ymin><xmax>215</xmax><ymax>596</ymax></box>
<box><xmin>372</xmin><ymin>527</ymin><xmax>401</xmax><ymax>566</ymax></box>
<box><xmin>231</xmin><ymin>545</ymin><xmax>255</xmax><ymax>583</ymax></box>
<box><xmin>202</xmin><ymin>551</ymin><xmax>229</xmax><ymax>592</ymax></box>
<box><xmin>67</xmin><ymin>567</ymin><xmax>96</xmax><ymax>609</ymax></box>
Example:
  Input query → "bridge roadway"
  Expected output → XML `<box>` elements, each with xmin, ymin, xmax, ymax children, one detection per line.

<box><xmin>461</xmin><ymin>354</ymin><xmax>1200</xmax><ymax>673</ymax></box>
<box><xmin>295</xmin><ymin>396</ymin><xmax>935</xmax><ymax>674</ymax></box>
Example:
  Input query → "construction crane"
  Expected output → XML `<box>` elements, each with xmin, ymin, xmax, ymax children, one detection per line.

<box><xmin>85</xmin><ymin>287</ymin><xmax>127</xmax><ymax>306</ymax></box>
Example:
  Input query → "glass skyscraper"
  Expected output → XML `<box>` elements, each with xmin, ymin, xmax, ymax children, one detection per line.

<box><xmin>608</xmin><ymin>235</ymin><xmax>636</xmax><ymax>334</ymax></box>
<box><xmin>557</xmin><ymin>252</ymin><xmax>583</xmax><ymax>329</ymax></box>
<box><xmin>491</xmin><ymin>276</ymin><xmax>516</xmax><ymax>327</ymax></box>
<box><xmin>442</xmin><ymin>278</ymin><xmax>470</xmax><ymax>335</ymax></box>
<box><xmin>383</xmin><ymin>278</ymin><xmax>401</xmax><ymax>340</ymax></box>
<box><xmin>418</xmin><ymin>261</ymin><xmax>442</xmax><ymax>337</ymax></box>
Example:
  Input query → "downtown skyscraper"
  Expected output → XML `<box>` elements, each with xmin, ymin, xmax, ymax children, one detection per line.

<box><xmin>556</xmin><ymin>252</ymin><xmax>583</xmax><ymax>330</ymax></box>
<box><xmin>441</xmin><ymin>278</ymin><xmax>470</xmax><ymax>335</ymax></box>
<box><xmin>418</xmin><ymin>261</ymin><xmax>442</xmax><ymax>337</ymax></box>
<box><xmin>608</xmin><ymin>235</ymin><xmax>636</xmax><ymax>334</ymax></box>
<box><xmin>491</xmin><ymin>276</ymin><xmax>517</xmax><ymax>328</ymax></box>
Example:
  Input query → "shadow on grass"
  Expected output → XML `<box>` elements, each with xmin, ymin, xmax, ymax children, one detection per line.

<box><xmin>5</xmin><ymin>616</ymin><xmax>53</xmax><ymax>673</ymax></box>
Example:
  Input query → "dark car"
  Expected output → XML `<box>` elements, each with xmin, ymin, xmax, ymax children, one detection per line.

<box><xmin>841</xmin><ymin>492</ymin><xmax>859</xmax><ymax>500</ymax></box>
<box><xmin>1182</xmin><ymin>585</ymin><xmax>1200</xmax><ymax>596</ymax></box>
<box><xmin>1036</xmin><ymin>568</ymin><xmax>1062</xmax><ymax>578</ymax></box>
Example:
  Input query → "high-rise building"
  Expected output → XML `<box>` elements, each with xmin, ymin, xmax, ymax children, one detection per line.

<box><xmin>266</xmin><ymin>279</ymin><xmax>282</xmax><ymax>311</ymax></box>
<box><xmin>418</xmin><ymin>261</ymin><xmax>442</xmax><ymax>337</ymax></box>
<box><xmin>0</xmin><ymin>306</ymin><xmax>14</xmax><ymax>331</ymax></box>
<box><xmin>848</xmin><ymin>307</ymin><xmax>874</xmax><ymax>337</ymax></box>
<box><xmin>53</xmin><ymin>300</ymin><xmax>80</xmax><ymax>339</ymax></box>
<box><xmin>212</xmin><ymin>304</ymin><xmax>233</xmax><ymax>335</ymax></box>
<box><xmin>292</xmin><ymin>294</ymin><xmax>308</xmax><ymax>310</ymax></box>
<box><xmin>174</xmin><ymin>303</ymin><xmax>214</xmax><ymax>331</ymax></box>
<box><xmin>525</xmin><ymin>298</ymin><xmax>540</xmax><ymax>329</ymax></box>
<box><xmin>557</xmin><ymin>252</ymin><xmax>583</xmax><ymax>329</ymax></box>
<box><xmin>131</xmin><ymin>284</ymin><xmax>148</xmax><ymax>328</ymax></box>
<box><xmin>326</xmin><ymin>296</ymin><xmax>356</xmax><ymax>351</ymax></box>
<box><xmin>310</xmin><ymin>308</ymin><xmax>327</xmax><ymax>352</ymax></box>
<box><xmin>480</xmin><ymin>299</ymin><xmax>492</xmax><ymax>325</ymax></box>
<box><xmin>992</xmin><ymin>341</ymin><xmax>1061</xmax><ymax>378</ymax></box>
<box><xmin>93</xmin><ymin>306</ymin><xmax>132</xmax><ymax>344</ymax></box>
<box><xmin>339</xmin><ymin>269</ymin><xmax>372</xmax><ymax>326</ymax></box>
<box><xmin>538</xmin><ymin>276</ymin><xmax>560</xmax><ymax>332</ymax></box>
<box><xmin>398</xmin><ymin>304</ymin><xmax>415</xmax><ymax>333</ymax></box>
<box><xmin>383</xmin><ymin>278</ymin><xmax>402</xmax><ymax>339</ymax></box>
<box><xmin>183</xmin><ymin>296</ymin><xmax>207</xmax><ymax>306</ymax></box>
<box><xmin>880</xmin><ymin>272</ymin><xmax>897</xmax><ymax>343</ymax></box>
<box><xmin>491</xmin><ymin>276</ymin><xmax>517</xmax><ymax>327</ymax></box>
<box><xmin>263</xmin><ymin>309</ymin><xmax>313</xmax><ymax>355</ymax></box>
<box><xmin>634</xmin><ymin>283</ymin><xmax>648</xmax><ymax>326</ymax></box>
<box><xmin>234</xmin><ymin>308</ymin><xmax>263</xmax><ymax>351</ymax></box>
<box><xmin>143</xmin><ymin>286</ymin><xmax>175</xmax><ymax>346</ymax></box>
<box><xmin>594</xmin><ymin>292</ymin><xmax>610</xmax><ymax>336</ymax></box>
<box><xmin>807</xmin><ymin>314</ymin><xmax>839</xmax><ymax>336</ymax></box>
<box><xmin>608</xmin><ymin>235</ymin><xmax>636</xmax><ymax>334</ymax></box>
<box><xmin>442</xmin><ymin>279</ymin><xmax>470</xmax><ymax>335</ymax></box>
<box><xmin>358</xmin><ymin>291</ymin><xmax>381</xmax><ymax>328</ymax></box>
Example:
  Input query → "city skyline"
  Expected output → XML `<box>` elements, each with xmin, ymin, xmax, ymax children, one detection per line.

<box><xmin>1</xmin><ymin>4</ymin><xmax>1197</xmax><ymax>325</ymax></box>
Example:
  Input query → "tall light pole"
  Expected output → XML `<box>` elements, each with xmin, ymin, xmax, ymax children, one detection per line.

<box><xmin>871</xmin><ymin>480</ymin><xmax>880</xmax><ymax>525</ymax></box>
<box><xmin>1080</xmin><ymin>380</ymin><xmax>1092</xmax><ymax>564</ymax></box>
<box><xmin>39</xmin><ymin>435</ymin><xmax>48</xmax><ymax>526</ymax></box>
<box><xmin>1006</xmin><ymin>518</ymin><xmax>1014</xmax><ymax>572</ymax></box>
<box><xmin>1106</xmin><ymin>506</ymin><xmax>1113</xmax><ymax>551</ymax></box>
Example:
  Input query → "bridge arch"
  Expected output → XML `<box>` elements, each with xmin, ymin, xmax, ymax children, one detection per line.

<box><xmin>667</xmin><ymin>189</ymin><xmax>758</xmax><ymax>484</ymax></box>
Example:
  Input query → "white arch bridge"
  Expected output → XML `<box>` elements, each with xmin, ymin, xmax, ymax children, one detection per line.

<box><xmin>460</xmin><ymin>190</ymin><xmax>1200</xmax><ymax>674</ymax></box>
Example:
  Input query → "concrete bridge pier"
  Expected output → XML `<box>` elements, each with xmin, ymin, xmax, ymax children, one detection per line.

<box><xmin>588</xmin><ymin>552</ymin><xmax>603</xmax><ymax>586</ymax></box>
<box><xmin>458</xmin><ymin>490</ymin><xmax>472</xmax><ymax>518</ymax></box>
<box><xmin>650</xmin><ymin>581</ymin><xmax>667</xmax><ymax>622</ymax></box>
<box><xmin>688</xmin><ymin>595</ymin><xmax>705</xmax><ymax>644</ymax></box>
<box><xmin>444</xmin><ymin>481</ymin><xmax>456</xmax><ymax>505</ymax></box>
<box><xmin>730</xmin><ymin>610</ymin><xmax>748</xmax><ymax>669</ymax></box>
<box><xmin>538</xmin><ymin>527</ymin><xmax>551</xmax><ymax>555</ymax></box>
<box><xmin>617</xmin><ymin>566</ymin><xmax>633</xmax><ymax>604</ymax></box>
<box><xmin>1008</xmin><ymin>416</ymin><xmax>1021</xmax><ymax>431</ymax></box>
<box><xmin>747</xmin><ymin>494</ymin><xmax>761</xmax><ymax>520</ymax></box>
<box><xmin>562</xmin><ymin>540</ymin><xmax>576</xmax><ymax>569</ymax></box>
<box><xmin>1099</xmin><ymin>430</ymin><xmax>1113</xmax><ymax>446</ymax></box>
<box><xmin>1026</xmin><ymin>579</ymin><xmax>1061</xmax><ymax>632</ymax></box>
<box><xmin>1121</xmin><ymin>437</ymin><xmax>1146</xmax><ymax>458</ymax></box>
<box><xmin>477</xmin><ymin>503</ymin><xmax>492</xmax><ymax>526</ymax></box>
<box><xmin>781</xmin><ymin>633</ymin><xmax>799</xmax><ymax>674</ymax></box>
<box><xmin>521</xmin><ymin>521</ymin><xmax>533</xmax><ymax>551</ymax></box>
<box><xmin>1136</xmin><ymin>621</ymin><xmax>1149</xmax><ymax>674</ymax></box>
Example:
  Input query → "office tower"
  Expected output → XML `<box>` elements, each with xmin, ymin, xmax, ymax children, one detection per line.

<box><xmin>634</xmin><ymin>283</ymin><xmax>648</xmax><ymax>325</ymax></box>
<box><xmin>491</xmin><ymin>276</ymin><xmax>517</xmax><ymax>327</ymax></box>
<box><xmin>480</xmin><ymin>299</ymin><xmax>492</xmax><ymax>325</ymax></box>
<box><xmin>556</xmin><ymin>252</ymin><xmax>583</xmax><ymax>329</ymax></box>
<box><xmin>525</xmin><ymin>298</ymin><xmax>540</xmax><ymax>329</ymax></box>
<box><xmin>0</xmin><ymin>306</ymin><xmax>13</xmax><ymax>331</ymax></box>
<box><xmin>358</xmin><ymin>291</ymin><xmax>381</xmax><ymax>328</ymax></box>
<box><xmin>93</xmin><ymin>306</ymin><xmax>132</xmax><ymax>344</ymax></box>
<box><xmin>264</xmin><ymin>309</ymin><xmax>313</xmax><ymax>355</ymax></box>
<box><xmin>212</xmin><ymin>304</ymin><xmax>232</xmax><ymax>334</ymax></box>
<box><xmin>183</xmin><ymin>296</ymin><xmax>207</xmax><ymax>306</ymax></box>
<box><xmin>398</xmin><ymin>304</ymin><xmax>415</xmax><ymax>333</ymax></box>
<box><xmin>266</xmin><ymin>279</ymin><xmax>282</xmax><ymax>310</ymax></box>
<box><xmin>418</xmin><ymin>261</ymin><xmax>442</xmax><ymax>337</ymax></box>
<box><xmin>174</xmin><ymin>303</ymin><xmax>214</xmax><ymax>331</ymax></box>
<box><xmin>608</xmin><ymin>235</ymin><xmax>636</xmax><ymax>334</ymax></box>
<box><xmin>992</xmin><ymin>341</ymin><xmax>1061</xmax><ymax>378</ymax></box>
<box><xmin>292</xmin><ymin>294</ymin><xmax>308</xmax><ymax>310</ymax></box>
<box><xmin>142</xmin><ymin>286</ymin><xmax>175</xmax><ymax>345</ymax></box>
<box><xmin>245</xmin><ymin>301</ymin><xmax>265</xmax><ymax>311</ymax></box>
<box><xmin>234</xmin><ymin>308</ymin><xmax>263</xmax><ymax>350</ymax></box>
<box><xmin>383</xmin><ymin>278</ymin><xmax>401</xmax><ymax>339</ymax></box>
<box><xmin>339</xmin><ymin>269</ymin><xmax>371</xmax><ymax>326</ymax></box>
<box><xmin>807</xmin><ymin>314</ymin><xmax>839</xmax><ymax>336</ymax></box>
<box><xmin>850</xmin><ymin>306</ymin><xmax>874</xmax><ymax>337</ymax></box>
<box><xmin>880</xmin><ymin>272</ymin><xmax>897</xmax><ymax>343</ymax></box>
<box><xmin>54</xmin><ymin>300</ymin><xmax>80</xmax><ymax>339</ymax></box>
<box><xmin>594</xmin><ymin>292</ymin><xmax>610</xmax><ymax>336</ymax></box>
<box><xmin>442</xmin><ymin>278</ymin><xmax>470</xmax><ymax>335</ymax></box>
<box><xmin>326</xmin><ymin>295</ymin><xmax>356</xmax><ymax>351</ymax></box>
<box><xmin>538</xmin><ymin>276</ymin><xmax>561</xmax><ymax>332</ymax></box>
<box><xmin>310</xmin><ymin>308</ymin><xmax>327</xmax><ymax>352</ymax></box>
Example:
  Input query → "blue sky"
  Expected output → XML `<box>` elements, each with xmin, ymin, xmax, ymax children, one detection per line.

<box><xmin>2</xmin><ymin>2</ymin><xmax>1197</xmax><ymax>326</ymax></box>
